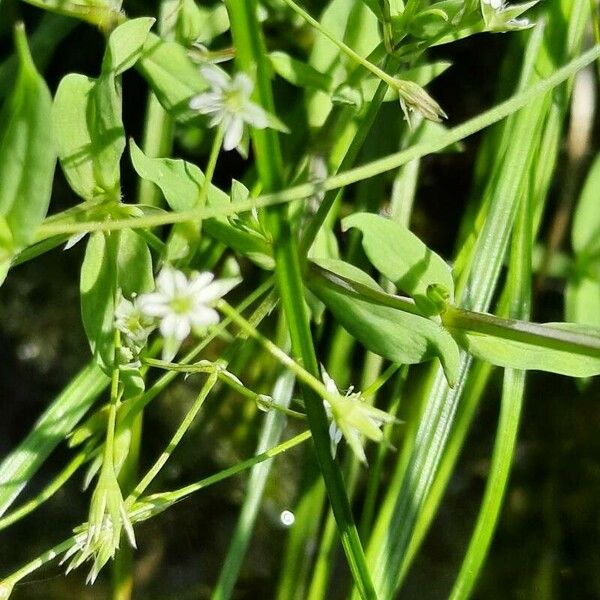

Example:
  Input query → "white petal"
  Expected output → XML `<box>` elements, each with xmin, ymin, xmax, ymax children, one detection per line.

<box><xmin>136</xmin><ymin>294</ymin><xmax>169</xmax><ymax>317</ymax></box>
<box><xmin>242</xmin><ymin>101</ymin><xmax>269</xmax><ymax>129</ymax></box>
<box><xmin>233</xmin><ymin>73</ymin><xmax>254</xmax><ymax>97</ymax></box>
<box><xmin>193</xmin><ymin>277</ymin><xmax>239</xmax><ymax>303</ymax></box>
<box><xmin>172</xmin><ymin>269</ymin><xmax>190</xmax><ymax>296</ymax></box>
<box><xmin>200</xmin><ymin>65</ymin><xmax>231</xmax><ymax>90</ymax></box>
<box><xmin>189</xmin><ymin>92</ymin><xmax>224</xmax><ymax>113</ymax></box>
<box><xmin>321</xmin><ymin>367</ymin><xmax>339</xmax><ymax>396</ymax></box>
<box><xmin>190</xmin><ymin>306</ymin><xmax>220</xmax><ymax>328</ymax></box>
<box><xmin>223</xmin><ymin>116</ymin><xmax>245</xmax><ymax>151</ymax></box>
<box><xmin>160</xmin><ymin>314</ymin><xmax>191</xmax><ymax>341</ymax></box>
<box><xmin>188</xmin><ymin>271</ymin><xmax>215</xmax><ymax>294</ymax></box>
<box><xmin>155</xmin><ymin>268</ymin><xmax>178</xmax><ymax>298</ymax></box>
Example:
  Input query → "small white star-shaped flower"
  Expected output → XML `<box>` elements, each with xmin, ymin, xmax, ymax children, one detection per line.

<box><xmin>114</xmin><ymin>292</ymin><xmax>155</xmax><ymax>349</ymax></box>
<box><xmin>321</xmin><ymin>367</ymin><xmax>397</xmax><ymax>464</ymax></box>
<box><xmin>137</xmin><ymin>267</ymin><xmax>238</xmax><ymax>360</ymax></box>
<box><xmin>482</xmin><ymin>0</ymin><xmax>504</xmax><ymax>9</ymax></box>
<box><xmin>190</xmin><ymin>65</ymin><xmax>269</xmax><ymax>152</ymax></box>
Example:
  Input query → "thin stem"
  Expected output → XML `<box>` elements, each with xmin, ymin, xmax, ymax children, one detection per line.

<box><xmin>0</xmin><ymin>447</ymin><xmax>89</xmax><ymax>530</ymax></box>
<box><xmin>218</xmin><ymin>300</ymin><xmax>330</xmax><ymax>399</ymax></box>
<box><xmin>33</xmin><ymin>43</ymin><xmax>600</xmax><ymax>242</ymax></box>
<box><xmin>199</xmin><ymin>124</ymin><xmax>225</xmax><ymax>210</ymax></box>
<box><xmin>126</xmin><ymin>372</ymin><xmax>218</xmax><ymax>504</ymax></box>
<box><xmin>281</xmin><ymin>0</ymin><xmax>398</xmax><ymax>90</ymax></box>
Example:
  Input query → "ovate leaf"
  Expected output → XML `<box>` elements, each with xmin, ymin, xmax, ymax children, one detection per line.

<box><xmin>117</xmin><ymin>228</ymin><xmax>154</xmax><ymax>297</ymax></box>
<box><xmin>269</xmin><ymin>51</ymin><xmax>332</xmax><ymax>92</ymax></box>
<box><xmin>130</xmin><ymin>140</ymin><xmax>273</xmax><ymax>268</ymax></box>
<box><xmin>136</xmin><ymin>33</ymin><xmax>206</xmax><ymax>122</ymax></box>
<box><xmin>102</xmin><ymin>17</ymin><xmax>155</xmax><ymax>76</ymax></box>
<box><xmin>81</xmin><ymin>232</ymin><xmax>119</xmax><ymax>372</ymax></box>
<box><xmin>342</xmin><ymin>212</ymin><xmax>454</xmax><ymax>315</ymax></box>
<box><xmin>309</xmin><ymin>259</ymin><xmax>460</xmax><ymax>386</ymax></box>
<box><xmin>0</xmin><ymin>25</ymin><xmax>55</xmax><ymax>251</ymax></box>
<box><xmin>53</xmin><ymin>72</ymin><xmax>124</xmax><ymax>202</ymax></box>
<box><xmin>566</xmin><ymin>276</ymin><xmax>600</xmax><ymax>329</ymax></box>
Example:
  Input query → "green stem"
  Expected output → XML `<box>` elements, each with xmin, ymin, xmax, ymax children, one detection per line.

<box><xmin>35</xmin><ymin>44</ymin><xmax>600</xmax><ymax>241</ymax></box>
<box><xmin>0</xmin><ymin>432</ymin><xmax>312</xmax><ymax>590</ymax></box>
<box><xmin>218</xmin><ymin>301</ymin><xmax>330</xmax><ymax>399</ymax></box>
<box><xmin>199</xmin><ymin>124</ymin><xmax>225</xmax><ymax>210</ymax></box>
<box><xmin>0</xmin><ymin>447</ymin><xmax>89</xmax><ymax>531</ymax></box>
<box><xmin>281</xmin><ymin>0</ymin><xmax>398</xmax><ymax>90</ymax></box>
<box><xmin>309</xmin><ymin>262</ymin><xmax>600</xmax><ymax>358</ymax></box>
<box><xmin>126</xmin><ymin>372</ymin><xmax>218</xmax><ymax>504</ymax></box>
<box><xmin>225</xmin><ymin>2</ymin><xmax>376</xmax><ymax>596</ymax></box>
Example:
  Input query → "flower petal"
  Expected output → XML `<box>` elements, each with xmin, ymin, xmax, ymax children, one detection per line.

<box><xmin>200</xmin><ymin>65</ymin><xmax>231</xmax><ymax>90</ymax></box>
<box><xmin>242</xmin><ymin>101</ymin><xmax>269</xmax><ymax>129</ymax></box>
<box><xmin>188</xmin><ymin>271</ymin><xmax>215</xmax><ymax>294</ymax></box>
<box><xmin>233</xmin><ymin>72</ymin><xmax>254</xmax><ymax>97</ymax></box>
<box><xmin>193</xmin><ymin>277</ymin><xmax>239</xmax><ymax>303</ymax></box>
<box><xmin>136</xmin><ymin>293</ymin><xmax>169</xmax><ymax>317</ymax></box>
<box><xmin>223</xmin><ymin>115</ymin><xmax>245</xmax><ymax>151</ymax></box>
<box><xmin>159</xmin><ymin>313</ymin><xmax>190</xmax><ymax>341</ymax></box>
<box><xmin>155</xmin><ymin>267</ymin><xmax>178</xmax><ymax>298</ymax></box>
<box><xmin>189</xmin><ymin>305</ymin><xmax>220</xmax><ymax>328</ymax></box>
<box><xmin>189</xmin><ymin>92</ymin><xmax>224</xmax><ymax>113</ymax></box>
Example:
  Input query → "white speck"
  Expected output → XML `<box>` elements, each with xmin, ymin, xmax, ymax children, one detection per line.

<box><xmin>280</xmin><ymin>510</ymin><xmax>295</xmax><ymax>527</ymax></box>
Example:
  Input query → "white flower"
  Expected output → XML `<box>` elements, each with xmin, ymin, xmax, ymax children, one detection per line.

<box><xmin>190</xmin><ymin>65</ymin><xmax>269</xmax><ymax>152</ymax></box>
<box><xmin>114</xmin><ymin>292</ymin><xmax>155</xmax><ymax>349</ymax></box>
<box><xmin>137</xmin><ymin>267</ymin><xmax>239</xmax><ymax>360</ymax></box>
<box><xmin>482</xmin><ymin>0</ymin><xmax>504</xmax><ymax>9</ymax></box>
<box><xmin>63</xmin><ymin>465</ymin><xmax>135</xmax><ymax>584</ymax></box>
<box><xmin>321</xmin><ymin>367</ymin><xmax>397</xmax><ymax>464</ymax></box>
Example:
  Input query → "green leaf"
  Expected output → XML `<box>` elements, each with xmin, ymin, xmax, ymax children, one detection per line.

<box><xmin>81</xmin><ymin>232</ymin><xmax>118</xmax><ymax>372</ymax></box>
<box><xmin>572</xmin><ymin>151</ymin><xmax>600</xmax><ymax>256</ymax></box>
<box><xmin>0</xmin><ymin>362</ymin><xmax>108</xmax><ymax>518</ymax></box>
<box><xmin>342</xmin><ymin>212</ymin><xmax>454</xmax><ymax>315</ymax></box>
<box><xmin>53</xmin><ymin>72</ymin><xmax>124</xmax><ymax>202</ymax></box>
<box><xmin>102</xmin><ymin>17</ymin><xmax>155</xmax><ymax>76</ymax></box>
<box><xmin>566</xmin><ymin>276</ymin><xmax>600</xmax><ymax>328</ymax></box>
<box><xmin>129</xmin><ymin>140</ymin><xmax>273</xmax><ymax>268</ymax></box>
<box><xmin>20</xmin><ymin>0</ymin><xmax>124</xmax><ymax>29</ymax></box>
<box><xmin>455</xmin><ymin>323</ymin><xmax>600</xmax><ymax>377</ymax></box>
<box><xmin>136</xmin><ymin>33</ymin><xmax>206</xmax><ymax>122</ymax></box>
<box><xmin>310</xmin><ymin>259</ymin><xmax>460</xmax><ymax>386</ymax></box>
<box><xmin>0</xmin><ymin>25</ymin><xmax>55</xmax><ymax>250</ymax></box>
<box><xmin>117</xmin><ymin>229</ymin><xmax>154</xmax><ymax>297</ymax></box>
<box><xmin>269</xmin><ymin>51</ymin><xmax>332</xmax><ymax>91</ymax></box>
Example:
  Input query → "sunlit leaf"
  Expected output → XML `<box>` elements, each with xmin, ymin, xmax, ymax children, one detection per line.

<box><xmin>0</xmin><ymin>25</ymin><xmax>55</xmax><ymax>254</ymax></box>
<box><xmin>310</xmin><ymin>258</ymin><xmax>460</xmax><ymax>386</ymax></box>
<box><xmin>342</xmin><ymin>212</ymin><xmax>454</xmax><ymax>315</ymax></box>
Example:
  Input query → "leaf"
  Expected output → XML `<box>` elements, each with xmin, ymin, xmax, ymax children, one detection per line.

<box><xmin>455</xmin><ymin>323</ymin><xmax>600</xmax><ymax>377</ymax></box>
<box><xmin>129</xmin><ymin>140</ymin><xmax>273</xmax><ymax>268</ymax></box>
<box><xmin>117</xmin><ymin>229</ymin><xmax>154</xmax><ymax>297</ymax></box>
<box><xmin>0</xmin><ymin>25</ymin><xmax>55</xmax><ymax>251</ymax></box>
<box><xmin>565</xmin><ymin>276</ymin><xmax>600</xmax><ymax>329</ymax></box>
<box><xmin>309</xmin><ymin>259</ymin><xmax>460</xmax><ymax>386</ymax></box>
<box><xmin>102</xmin><ymin>17</ymin><xmax>155</xmax><ymax>76</ymax></box>
<box><xmin>136</xmin><ymin>33</ymin><xmax>206</xmax><ymax>122</ymax></box>
<box><xmin>0</xmin><ymin>362</ymin><xmax>108</xmax><ymax>518</ymax></box>
<box><xmin>53</xmin><ymin>72</ymin><xmax>124</xmax><ymax>202</ymax></box>
<box><xmin>269</xmin><ymin>51</ymin><xmax>332</xmax><ymax>92</ymax></box>
<box><xmin>572</xmin><ymin>151</ymin><xmax>600</xmax><ymax>256</ymax></box>
<box><xmin>21</xmin><ymin>0</ymin><xmax>123</xmax><ymax>29</ymax></box>
<box><xmin>342</xmin><ymin>212</ymin><xmax>454</xmax><ymax>315</ymax></box>
<box><xmin>81</xmin><ymin>232</ymin><xmax>118</xmax><ymax>372</ymax></box>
